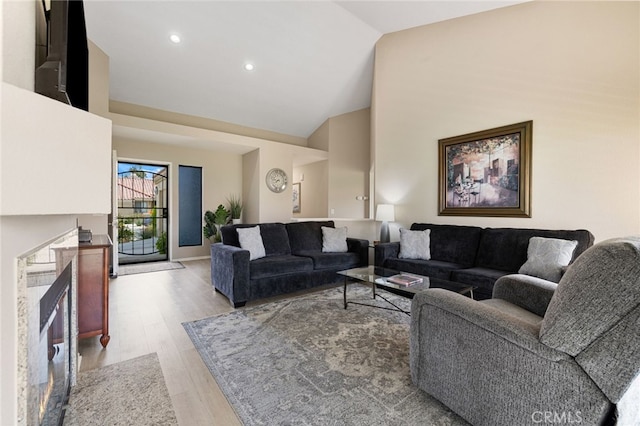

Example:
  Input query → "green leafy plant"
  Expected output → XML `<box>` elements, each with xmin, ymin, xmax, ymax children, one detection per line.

<box><xmin>203</xmin><ymin>204</ymin><xmax>230</xmax><ymax>242</ymax></box>
<box><xmin>203</xmin><ymin>211</ymin><xmax>217</xmax><ymax>241</ymax></box>
<box><xmin>118</xmin><ymin>224</ymin><xmax>134</xmax><ymax>243</ymax></box>
<box><xmin>150</xmin><ymin>207</ymin><xmax>158</xmax><ymax>235</ymax></box>
<box><xmin>141</xmin><ymin>226</ymin><xmax>155</xmax><ymax>240</ymax></box>
<box><xmin>156</xmin><ymin>232</ymin><xmax>167</xmax><ymax>254</ymax></box>
<box><xmin>227</xmin><ymin>195</ymin><xmax>243</xmax><ymax>220</ymax></box>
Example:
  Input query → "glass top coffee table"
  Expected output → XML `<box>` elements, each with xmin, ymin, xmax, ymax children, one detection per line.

<box><xmin>338</xmin><ymin>266</ymin><xmax>474</xmax><ymax>315</ymax></box>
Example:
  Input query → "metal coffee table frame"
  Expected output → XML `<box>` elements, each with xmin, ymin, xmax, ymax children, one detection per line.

<box><xmin>338</xmin><ymin>266</ymin><xmax>474</xmax><ymax>315</ymax></box>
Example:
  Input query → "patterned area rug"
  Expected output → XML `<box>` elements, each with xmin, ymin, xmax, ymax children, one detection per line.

<box><xmin>183</xmin><ymin>286</ymin><xmax>467</xmax><ymax>425</ymax></box>
<box><xmin>63</xmin><ymin>353</ymin><xmax>178</xmax><ymax>425</ymax></box>
<box><xmin>118</xmin><ymin>261</ymin><xmax>184</xmax><ymax>276</ymax></box>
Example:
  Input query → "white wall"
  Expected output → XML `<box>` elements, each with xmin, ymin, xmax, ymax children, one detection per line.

<box><xmin>373</xmin><ymin>1</ymin><xmax>640</xmax><ymax>242</ymax></box>
<box><xmin>2</xmin><ymin>0</ymin><xmax>34</xmax><ymax>90</ymax></box>
<box><xmin>1</xmin><ymin>84</ymin><xmax>112</xmax><ymax>216</ymax></box>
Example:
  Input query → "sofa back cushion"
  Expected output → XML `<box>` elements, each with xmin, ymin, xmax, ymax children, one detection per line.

<box><xmin>410</xmin><ymin>223</ymin><xmax>482</xmax><ymax>267</ymax></box>
<box><xmin>474</xmin><ymin>228</ymin><xmax>594</xmax><ymax>272</ymax></box>
<box><xmin>286</xmin><ymin>221</ymin><xmax>334</xmax><ymax>254</ymax></box>
<box><xmin>221</xmin><ymin>223</ymin><xmax>291</xmax><ymax>256</ymax></box>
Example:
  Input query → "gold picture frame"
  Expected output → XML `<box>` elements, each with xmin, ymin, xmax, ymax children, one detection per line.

<box><xmin>438</xmin><ymin>121</ymin><xmax>532</xmax><ymax>217</ymax></box>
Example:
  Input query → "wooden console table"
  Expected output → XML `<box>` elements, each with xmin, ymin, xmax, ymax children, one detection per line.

<box><xmin>78</xmin><ymin>234</ymin><xmax>112</xmax><ymax>347</ymax></box>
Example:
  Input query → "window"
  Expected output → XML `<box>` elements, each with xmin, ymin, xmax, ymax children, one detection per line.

<box><xmin>178</xmin><ymin>165</ymin><xmax>203</xmax><ymax>247</ymax></box>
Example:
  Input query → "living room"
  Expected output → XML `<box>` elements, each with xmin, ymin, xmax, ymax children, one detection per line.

<box><xmin>1</xmin><ymin>1</ymin><xmax>638</xmax><ymax>425</ymax></box>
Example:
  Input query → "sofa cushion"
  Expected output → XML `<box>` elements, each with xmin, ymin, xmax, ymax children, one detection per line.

<box><xmin>382</xmin><ymin>258</ymin><xmax>462</xmax><ymax>280</ymax></box>
<box><xmin>221</xmin><ymin>223</ymin><xmax>291</xmax><ymax>256</ymax></box>
<box><xmin>297</xmin><ymin>250</ymin><xmax>361</xmax><ymax>270</ymax></box>
<box><xmin>518</xmin><ymin>237</ymin><xmax>578</xmax><ymax>282</ymax></box>
<box><xmin>286</xmin><ymin>221</ymin><xmax>334</xmax><ymax>254</ymax></box>
<box><xmin>410</xmin><ymin>223</ymin><xmax>482</xmax><ymax>267</ymax></box>
<box><xmin>259</xmin><ymin>223</ymin><xmax>293</xmax><ymax>256</ymax></box>
<box><xmin>474</xmin><ymin>228</ymin><xmax>594</xmax><ymax>272</ymax></box>
<box><xmin>237</xmin><ymin>225</ymin><xmax>266</xmax><ymax>260</ymax></box>
<box><xmin>399</xmin><ymin>228</ymin><xmax>431</xmax><ymax>260</ymax></box>
<box><xmin>220</xmin><ymin>223</ymin><xmax>249</xmax><ymax>247</ymax></box>
<box><xmin>249</xmin><ymin>255</ymin><xmax>314</xmax><ymax>280</ymax></box>
<box><xmin>322</xmin><ymin>226</ymin><xmax>348</xmax><ymax>252</ymax></box>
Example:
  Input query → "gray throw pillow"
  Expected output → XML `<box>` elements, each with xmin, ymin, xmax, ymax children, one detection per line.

<box><xmin>322</xmin><ymin>226</ymin><xmax>348</xmax><ymax>252</ymax></box>
<box><xmin>399</xmin><ymin>228</ymin><xmax>431</xmax><ymax>260</ymax></box>
<box><xmin>237</xmin><ymin>225</ymin><xmax>266</xmax><ymax>260</ymax></box>
<box><xmin>518</xmin><ymin>236</ymin><xmax>578</xmax><ymax>282</ymax></box>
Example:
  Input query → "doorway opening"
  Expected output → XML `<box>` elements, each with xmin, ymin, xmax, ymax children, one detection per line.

<box><xmin>117</xmin><ymin>162</ymin><xmax>169</xmax><ymax>265</ymax></box>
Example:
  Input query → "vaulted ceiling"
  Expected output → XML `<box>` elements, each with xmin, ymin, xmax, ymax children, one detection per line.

<box><xmin>84</xmin><ymin>1</ymin><xmax>524</xmax><ymax>139</ymax></box>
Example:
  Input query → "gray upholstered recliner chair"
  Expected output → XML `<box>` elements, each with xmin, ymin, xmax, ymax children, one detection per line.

<box><xmin>410</xmin><ymin>236</ymin><xmax>640</xmax><ymax>426</ymax></box>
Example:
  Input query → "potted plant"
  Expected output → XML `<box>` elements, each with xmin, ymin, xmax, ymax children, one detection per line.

<box><xmin>227</xmin><ymin>195</ymin><xmax>243</xmax><ymax>224</ymax></box>
<box><xmin>203</xmin><ymin>204</ymin><xmax>230</xmax><ymax>243</ymax></box>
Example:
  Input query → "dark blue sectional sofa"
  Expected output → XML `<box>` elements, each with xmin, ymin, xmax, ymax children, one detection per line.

<box><xmin>211</xmin><ymin>220</ymin><xmax>369</xmax><ymax>307</ymax></box>
<box><xmin>375</xmin><ymin>223</ymin><xmax>594</xmax><ymax>300</ymax></box>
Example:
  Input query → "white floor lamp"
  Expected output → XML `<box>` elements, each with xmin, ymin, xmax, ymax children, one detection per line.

<box><xmin>376</xmin><ymin>204</ymin><xmax>395</xmax><ymax>243</ymax></box>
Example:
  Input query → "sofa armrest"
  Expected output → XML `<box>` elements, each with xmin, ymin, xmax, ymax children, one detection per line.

<box><xmin>410</xmin><ymin>289</ymin><xmax>568</xmax><ymax>363</ymax></box>
<box><xmin>210</xmin><ymin>243</ymin><xmax>250</xmax><ymax>307</ymax></box>
<box><xmin>374</xmin><ymin>242</ymin><xmax>400</xmax><ymax>267</ymax></box>
<box><xmin>492</xmin><ymin>274</ymin><xmax>558</xmax><ymax>317</ymax></box>
<box><xmin>347</xmin><ymin>237</ymin><xmax>369</xmax><ymax>267</ymax></box>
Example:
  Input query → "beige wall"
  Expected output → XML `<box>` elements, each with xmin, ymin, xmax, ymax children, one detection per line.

<box><xmin>373</xmin><ymin>1</ymin><xmax>640</xmax><ymax>242</ymax></box>
<box><xmin>88</xmin><ymin>40</ymin><xmax>110</xmax><ymax>117</ymax></box>
<box><xmin>303</xmin><ymin>108</ymin><xmax>371</xmax><ymax>219</ymax></box>
<box><xmin>242</xmin><ymin>149</ymin><xmax>260</xmax><ymax>223</ymax></box>
<box><xmin>327</xmin><ymin>108</ymin><xmax>371</xmax><ymax>219</ymax></box>
<box><xmin>111</xmin><ymin>101</ymin><xmax>307</xmax><ymax>147</ymax></box>
<box><xmin>293</xmin><ymin>160</ymin><xmax>328</xmax><ymax>218</ymax></box>
<box><xmin>308</xmin><ymin>117</ymin><xmax>330</xmax><ymax>151</ymax></box>
<box><xmin>113</xmin><ymin>137</ymin><xmax>243</xmax><ymax>260</ymax></box>
<box><xmin>258</xmin><ymin>144</ymin><xmax>295</xmax><ymax>223</ymax></box>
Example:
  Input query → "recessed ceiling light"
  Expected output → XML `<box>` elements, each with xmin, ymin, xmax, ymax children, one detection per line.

<box><xmin>169</xmin><ymin>34</ymin><xmax>181</xmax><ymax>44</ymax></box>
<box><xmin>244</xmin><ymin>63</ymin><xmax>255</xmax><ymax>71</ymax></box>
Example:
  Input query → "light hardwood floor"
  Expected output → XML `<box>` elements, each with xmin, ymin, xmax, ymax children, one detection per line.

<box><xmin>77</xmin><ymin>259</ymin><xmax>242</xmax><ymax>425</ymax></box>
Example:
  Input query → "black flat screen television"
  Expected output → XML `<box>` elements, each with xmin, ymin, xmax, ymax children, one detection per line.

<box><xmin>35</xmin><ymin>0</ymin><xmax>89</xmax><ymax>111</ymax></box>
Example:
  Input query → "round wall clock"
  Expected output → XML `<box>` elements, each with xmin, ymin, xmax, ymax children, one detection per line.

<box><xmin>265</xmin><ymin>168</ymin><xmax>288</xmax><ymax>193</ymax></box>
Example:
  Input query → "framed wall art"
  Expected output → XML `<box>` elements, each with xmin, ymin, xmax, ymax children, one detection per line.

<box><xmin>292</xmin><ymin>182</ymin><xmax>301</xmax><ymax>213</ymax></box>
<box><xmin>438</xmin><ymin>121</ymin><xmax>532</xmax><ymax>217</ymax></box>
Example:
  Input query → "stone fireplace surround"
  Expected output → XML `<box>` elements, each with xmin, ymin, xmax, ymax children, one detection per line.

<box><xmin>16</xmin><ymin>227</ymin><xmax>79</xmax><ymax>425</ymax></box>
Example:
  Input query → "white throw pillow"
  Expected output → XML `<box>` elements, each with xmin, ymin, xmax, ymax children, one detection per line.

<box><xmin>518</xmin><ymin>236</ymin><xmax>578</xmax><ymax>282</ymax></box>
<box><xmin>399</xmin><ymin>228</ymin><xmax>431</xmax><ymax>260</ymax></box>
<box><xmin>237</xmin><ymin>226</ymin><xmax>266</xmax><ymax>260</ymax></box>
<box><xmin>322</xmin><ymin>226</ymin><xmax>348</xmax><ymax>253</ymax></box>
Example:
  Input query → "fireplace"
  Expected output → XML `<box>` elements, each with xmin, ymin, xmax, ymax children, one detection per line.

<box><xmin>17</xmin><ymin>229</ymin><xmax>78</xmax><ymax>426</ymax></box>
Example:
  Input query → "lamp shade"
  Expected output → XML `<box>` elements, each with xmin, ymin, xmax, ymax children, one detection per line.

<box><xmin>375</xmin><ymin>204</ymin><xmax>395</xmax><ymax>222</ymax></box>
